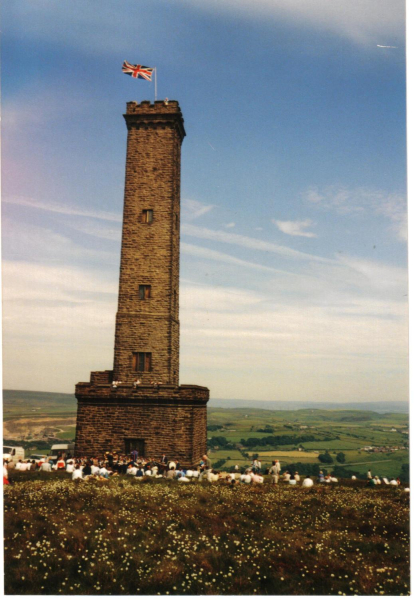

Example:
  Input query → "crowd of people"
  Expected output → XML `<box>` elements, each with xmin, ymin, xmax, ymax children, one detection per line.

<box><xmin>365</xmin><ymin>469</ymin><xmax>402</xmax><ymax>487</ymax></box>
<box><xmin>2</xmin><ymin>454</ymin><xmax>406</xmax><ymax>490</ymax></box>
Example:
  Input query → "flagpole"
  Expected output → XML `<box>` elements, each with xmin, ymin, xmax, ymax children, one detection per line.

<box><xmin>154</xmin><ymin>68</ymin><xmax>157</xmax><ymax>102</ymax></box>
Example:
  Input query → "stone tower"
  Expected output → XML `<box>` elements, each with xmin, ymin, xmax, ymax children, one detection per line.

<box><xmin>74</xmin><ymin>100</ymin><xmax>209</xmax><ymax>465</ymax></box>
<box><xmin>114</xmin><ymin>100</ymin><xmax>182</xmax><ymax>386</ymax></box>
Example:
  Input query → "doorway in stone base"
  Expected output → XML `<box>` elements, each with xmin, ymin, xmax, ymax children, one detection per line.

<box><xmin>125</xmin><ymin>438</ymin><xmax>145</xmax><ymax>457</ymax></box>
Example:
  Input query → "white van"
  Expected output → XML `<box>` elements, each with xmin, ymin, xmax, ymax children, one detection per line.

<box><xmin>48</xmin><ymin>443</ymin><xmax>75</xmax><ymax>461</ymax></box>
<box><xmin>3</xmin><ymin>446</ymin><xmax>25</xmax><ymax>462</ymax></box>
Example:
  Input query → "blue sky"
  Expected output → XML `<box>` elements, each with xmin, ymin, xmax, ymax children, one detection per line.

<box><xmin>2</xmin><ymin>0</ymin><xmax>408</xmax><ymax>402</ymax></box>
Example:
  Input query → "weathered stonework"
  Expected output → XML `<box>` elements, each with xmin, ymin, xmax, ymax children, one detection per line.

<box><xmin>75</xmin><ymin>100</ymin><xmax>209</xmax><ymax>465</ymax></box>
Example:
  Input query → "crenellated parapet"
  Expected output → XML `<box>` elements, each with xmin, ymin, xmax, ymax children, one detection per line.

<box><xmin>124</xmin><ymin>100</ymin><xmax>186</xmax><ymax>141</ymax></box>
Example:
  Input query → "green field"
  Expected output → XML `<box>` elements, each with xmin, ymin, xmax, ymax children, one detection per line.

<box><xmin>207</xmin><ymin>406</ymin><xmax>408</xmax><ymax>480</ymax></box>
<box><xmin>2</xmin><ymin>391</ymin><xmax>409</xmax><ymax>480</ymax></box>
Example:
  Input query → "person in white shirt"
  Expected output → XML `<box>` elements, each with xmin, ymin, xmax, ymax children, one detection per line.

<box><xmin>91</xmin><ymin>464</ymin><xmax>100</xmax><ymax>476</ymax></box>
<box><xmin>72</xmin><ymin>466</ymin><xmax>84</xmax><ymax>480</ymax></box>
<box><xmin>40</xmin><ymin>461</ymin><xmax>52</xmax><ymax>472</ymax></box>
<box><xmin>99</xmin><ymin>466</ymin><xmax>109</xmax><ymax>478</ymax></box>
<box><xmin>126</xmin><ymin>465</ymin><xmax>137</xmax><ymax>476</ymax></box>
<box><xmin>269</xmin><ymin>461</ymin><xmax>280</xmax><ymax>484</ymax></box>
<box><xmin>66</xmin><ymin>461</ymin><xmax>75</xmax><ymax>474</ymax></box>
<box><xmin>251</xmin><ymin>472</ymin><xmax>264</xmax><ymax>484</ymax></box>
<box><xmin>302</xmin><ymin>476</ymin><xmax>314</xmax><ymax>488</ymax></box>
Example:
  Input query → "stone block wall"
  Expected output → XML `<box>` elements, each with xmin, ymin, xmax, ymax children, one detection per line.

<box><xmin>74</xmin><ymin>101</ymin><xmax>209</xmax><ymax>467</ymax></box>
<box><xmin>75</xmin><ymin>382</ymin><xmax>208</xmax><ymax>466</ymax></box>
<box><xmin>113</xmin><ymin>101</ymin><xmax>184</xmax><ymax>385</ymax></box>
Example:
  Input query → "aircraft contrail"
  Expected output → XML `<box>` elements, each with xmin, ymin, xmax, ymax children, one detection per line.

<box><xmin>377</xmin><ymin>45</ymin><xmax>397</xmax><ymax>48</ymax></box>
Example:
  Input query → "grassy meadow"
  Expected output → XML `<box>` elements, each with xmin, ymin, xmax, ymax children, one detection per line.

<box><xmin>4</xmin><ymin>472</ymin><xmax>410</xmax><ymax>596</ymax></box>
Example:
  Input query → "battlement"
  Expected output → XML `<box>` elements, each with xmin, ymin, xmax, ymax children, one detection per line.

<box><xmin>124</xmin><ymin>100</ymin><xmax>185</xmax><ymax>139</ymax></box>
<box><xmin>126</xmin><ymin>99</ymin><xmax>181</xmax><ymax>114</ymax></box>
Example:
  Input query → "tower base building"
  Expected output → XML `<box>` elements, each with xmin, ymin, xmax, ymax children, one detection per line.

<box><xmin>75</xmin><ymin>378</ymin><xmax>208</xmax><ymax>465</ymax></box>
<box><xmin>75</xmin><ymin>100</ymin><xmax>209</xmax><ymax>466</ymax></box>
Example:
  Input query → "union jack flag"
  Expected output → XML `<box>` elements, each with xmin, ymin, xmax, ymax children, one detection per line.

<box><xmin>122</xmin><ymin>61</ymin><xmax>154</xmax><ymax>81</ymax></box>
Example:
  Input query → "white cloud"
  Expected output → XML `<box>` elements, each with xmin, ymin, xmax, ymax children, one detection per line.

<box><xmin>179</xmin><ymin>279</ymin><xmax>408</xmax><ymax>401</ymax></box>
<box><xmin>181</xmin><ymin>284</ymin><xmax>263</xmax><ymax>313</ymax></box>
<box><xmin>375</xmin><ymin>196</ymin><xmax>408</xmax><ymax>242</ymax></box>
<box><xmin>304</xmin><ymin>185</ymin><xmax>368</xmax><ymax>214</ymax></box>
<box><xmin>182</xmin><ymin>198</ymin><xmax>215</xmax><ymax>221</ymax></box>
<box><xmin>182</xmin><ymin>223</ymin><xmax>334</xmax><ymax>263</ymax></box>
<box><xmin>65</xmin><ymin>218</ymin><xmax>122</xmax><ymax>242</ymax></box>
<box><xmin>183</xmin><ymin>0</ymin><xmax>404</xmax><ymax>47</ymax></box>
<box><xmin>273</xmin><ymin>218</ymin><xmax>317</xmax><ymax>238</ymax></box>
<box><xmin>2</xmin><ymin>261</ymin><xmax>118</xmax><ymax>303</ymax></box>
<box><xmin>3</xmin><ymin>195</ymin><xmax>122</xmax><ymax>223</ymax></box>
<box><xmin>3</xmin><ymin>241</ymin><xmax>407</xmax><ymax>400</ymax></box>
<box><xmin>2</xmin><ymin>86</ymin><xmax>92</xmax><ymax>135</ymax></box>
<box><xmin>4</xmin><ymin>2</ymin><xmax>162</xmax><ymax>57</ymax></box>
<box><xmin>2</xmin><ymin>217</ymin><xmax>118</xmax><ymax>269</ymax></box>
<box><xmin>2</xmin><ymin>260</ymin><xmax>118</xmax><ymax>391</ymax></box>
<box><xmin>182</xmin><ymin>242</ymin><xmax>294</xmax><ymax>275</ymax></box>
<box><xmin>336</xmin><ymin>254</ymin><xmax>407</xmax><ymax>292</ymax></box>
<box><xmin>224</xmin><ymin>222</ymin><xmax>236</xmax><ymax>229</ymax></box>
<box><xmin>303</xmin><ymin>185</ymin><xmax>407</xmax><ymax>241</ymax></box>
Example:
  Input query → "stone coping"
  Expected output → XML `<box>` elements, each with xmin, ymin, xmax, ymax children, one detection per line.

<box><xmin>75</xmin><ymin>382</ymin><xmax>209</xmax><ymax>405</ymax></box>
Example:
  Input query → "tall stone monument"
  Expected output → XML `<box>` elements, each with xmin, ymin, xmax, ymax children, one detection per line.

<box><xmin>75</xmin><ymin>100</ymin><xmax>209</xmax><ymax>465</ymax></box>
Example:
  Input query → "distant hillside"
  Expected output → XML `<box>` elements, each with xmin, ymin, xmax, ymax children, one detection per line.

<box><xmin>3</xmin><ymin>390</ymin><xmax>408</xmax><ymax>415</ymax></box>
<box><xmin>208</xmin><ymin>398</ymin><xmax>409</xmax><ymax>414</ymax></box>
<box><xmin>3</xmin><ymin>389</ymin><xmax>76</xmax><ymax>419</ymax></box>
